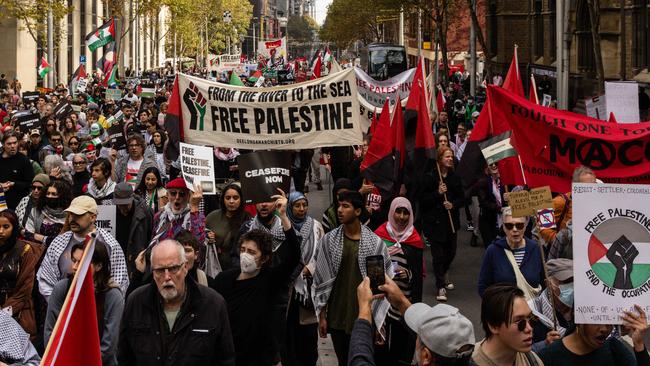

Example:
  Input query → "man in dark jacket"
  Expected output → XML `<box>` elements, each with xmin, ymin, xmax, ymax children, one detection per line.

<box><xmin>118</xmin><ymin>239</ymin><xmax>235</xmax><ymax>366</ymax></box>
<box><xmin>113</xmin><ymin>182</ymin><xmax>153</xmax><ymax>280</ymax></box>
<box><xmin>0</xmin><ymin>131</ymin><xmax>35</xmax><ymax>209</ymax></box>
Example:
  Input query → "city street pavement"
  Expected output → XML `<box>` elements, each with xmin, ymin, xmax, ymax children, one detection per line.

<box><xmin>303</xmin><ymin>166</ymin><xmax>485</xmax><ymax>365</ymax></box>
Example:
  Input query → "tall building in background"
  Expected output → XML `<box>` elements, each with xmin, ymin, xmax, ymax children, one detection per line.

<box><xmin>0</xmin><ymin>0</ymin><xmax>167</xmax><ymax>91</ymax></box>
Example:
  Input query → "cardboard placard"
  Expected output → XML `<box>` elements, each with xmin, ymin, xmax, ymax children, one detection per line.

<box><xmin>238</xmin><ymin>151</ymin><xmax>291</xmax><ymax>204</ymax></box>
<box><xmin>22</xmin><ymin>91</ymin><xmax>40</xmax><ymax>105</ymax></box>
<box><xmin>179</xmin><ymin>142</ymin><xmax>216</xmax><ymax>195</ymax></box>
<box><xmin>508</xmin><ymin>190</ymin><xmax>533</xmax><ymax>218</ymax></box>
<box><xmin>528</xmin><ymin>186</ymin><xmax>553</xmax><ymax>211</ymax></box>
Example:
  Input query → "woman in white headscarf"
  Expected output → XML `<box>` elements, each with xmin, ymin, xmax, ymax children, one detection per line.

<box><xmin>374</xmin><ymin>196</ymin><xmax>425</xmax><ymax>365</ymax></box>
<box><xmin>286</xmin><ymin>191</ymin><xmax>324</xmax><ymax>366</ymax></box>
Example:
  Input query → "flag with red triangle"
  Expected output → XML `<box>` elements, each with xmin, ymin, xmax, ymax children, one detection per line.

<box><xmin>70</xmin><ymin>64</ymin><xmax>87</xmax><ymax>97</ymax></box>
<box><xmin>38</xmin><ymin>57</ymin><xmax>52</xmax><ymax>78</ymax></box>
<box><xmin>310</xmin><ymin>55</ymin><xmax>322</xmax><ymax>80</ymax></box>
<box><xmin>361</xmin><ymin>98</ymin><xmax>397</xmax><ymax>195</ymax></box>
<box><xmin>41</xmin><ymin>236</ymin><xmax>102</xmax><ymax>366</ymax></box>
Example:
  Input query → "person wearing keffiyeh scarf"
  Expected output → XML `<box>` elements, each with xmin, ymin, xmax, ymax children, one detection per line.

<box><xmin>149</xmin><ymin>178</ymin><xmax>205</xmax><ymax>247</ymax></box>
<box><xmin>285</xmin><ymin>191</ymin><xmax>324</xmax><ymax>366</ymax></box>
<box><xmin>311</xmin><ymin>190</ymin><xmax>393</xmax><ymax>366</ymax></box>
<box><xmin>0</xmin><ymin>310</ymin><xmax>40</xmax><ymax>365</ymax></box>
<box><xmin>373</xmin><ymin>197</ymin><xmax>425</xmax><ymax>365</ymax></box>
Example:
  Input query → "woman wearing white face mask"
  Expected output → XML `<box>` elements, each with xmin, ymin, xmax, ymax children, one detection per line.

<box><xmin>211</xmin><ymin>189</ymin><xmax>301</xmax><ymax>366</ymax></box>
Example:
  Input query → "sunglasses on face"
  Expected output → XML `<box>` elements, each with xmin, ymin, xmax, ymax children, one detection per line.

<box><xmin>504</xmin><ymin>222</ymin><xmax>526</xmax><ymax>231</ymax></box>
<box><xmin>514</xmin><ymin>315</ymin><xmax>538</xmax><ymax>332</ymax></box>
<box><xmin>31</xmin><ymin>185</ymin><xmax>43</xmax><ymax>191</ymax></box>
<box><xmin>152</xmin><ymin>263</ymin><xmax>185</xmax><ymax>276</ymax></box>
<box><xmin>73</xmin><ymin>161</ymin><xmax>85</xmax><ymax>166</ymax></box>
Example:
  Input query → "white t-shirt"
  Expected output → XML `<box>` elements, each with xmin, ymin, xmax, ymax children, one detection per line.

<box><xmin>126</xmin><ymin>158</ymin><xmax>144</xmax><ymax>187</ymax></box>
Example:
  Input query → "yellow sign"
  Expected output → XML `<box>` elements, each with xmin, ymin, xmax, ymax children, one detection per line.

<box><xmin>423</xmin><ymin>42</ymin><xmax>431</xmax><ymax>50</ymax></box>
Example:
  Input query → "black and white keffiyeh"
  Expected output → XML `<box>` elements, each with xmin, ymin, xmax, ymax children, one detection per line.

<box><xmin>245</xmin><ymin>215</ymin><xmax>286</xmax><ymax>251</ymax></box>
<box><xmin>311</xmin><ymin>225</ymin><xmax>393</xmax><ymax>328</ymax></box>
<box><xmin>0</xmin><ymin>310</ymin><xmax>30</xmax><ymax>362</ymax></box>
<box><xmin>36</xmin><ymin>228</ymin><xmax>129</xmax><ymax>297</ymax></box>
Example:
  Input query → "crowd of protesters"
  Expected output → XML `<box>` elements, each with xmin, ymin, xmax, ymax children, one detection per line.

<box><xmin>0</xmin><ymin>62</ymin><xmax>648</xmax><ymax>366</ymax></box>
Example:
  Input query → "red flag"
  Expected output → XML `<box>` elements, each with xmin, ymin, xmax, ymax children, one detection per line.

<box><xmin>529</xmin><ymin>75</ymin><xmax>539</xmax><ymax>104</ymax></box>
<box><xmin>502</xmin><ymin>46</ymin><xmax>524</xmax><ymax>97</ymax></box>
<box><xmin>405</xmin><ymin>57</ymin><xmax>427</xmax><ymax>112</ymax></box>
<box><xmin>361</xmin><ymin>98</ymin><xmax>396</xmax><ymax>194</ymax></box>
<box><xmin>436</xmin><ymin>86</ymin><xmax>446</xmax><ymax>113</ymax></box>
<box><xmin>164</xmin><ymin>76</ymin><xmax>183</xmax><ymax>163</ymax></box>
<box><xmin>414</xmin><ymin>82</ymin><xmax>436</xmax><ymax>165</ymax></box>
<box><xmin>392</xmin><ymin>95</ymin><xmax>406</xmax><ymax>185</ymax></box>
<box><xmin>310</xmin><ymin>56</ymin><xmax>322</xmax><ymax>80</ymax></box>
<box><xmin>41</xmin><ymin>237</ymin><xmax>101</xmax><ymax>366</ymax></box>
<box><xmin>608</xmin><ymin>112</ymin><xmax>617</xmax><ymax>123</ymax></box>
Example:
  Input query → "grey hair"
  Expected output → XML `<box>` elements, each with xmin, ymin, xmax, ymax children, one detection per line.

<box><xmin>150</xmin><ymin>239</ymin><xmax>187</xmax><ymax>265</ymax></box>
<box><xmin>501</xmin><ymin>206</ymin><xmax>530</xmax><ymax>225</ymax></box>
<box><xmin>44</xmin><ymin>154</ymin><xmax>68</xmax><ymax>174</ymax></box>
<box><xmin>572</xmin><ymin>165</ymin><xmax>595</xmax><ymax>183</ymax></box>
<box><xmin>71</xmin><ymin>153</ymin><xmax>88</xmax><ymax>164</ymax></box>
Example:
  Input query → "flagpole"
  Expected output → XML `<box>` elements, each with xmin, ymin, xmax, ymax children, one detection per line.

<box><xmin>41</xmin><ymin>233</ymin><xmax>97</xmax><ymax>362</ymax></box>
<box><xmin>436</xmin><ymin>162</ymin><xmax>456</xmax><ymax>234</ymax></box>
<box><xmin>530</xmin><ymin>74</ymin><xmax>539</xmax><ymax>104</ymax></box>
<box><xmin>538</xmin><ymin>235</ymin><xmax>559</xmax><ymax>330</ymax></box>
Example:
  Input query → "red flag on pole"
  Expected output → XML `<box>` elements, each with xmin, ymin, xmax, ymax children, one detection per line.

<box><xmin>529</xmin><ymin>74</ymin><xmax>539</xmax><ymax>104</ymax></box>
<box><xmin>436</xmin><ymin>86</ymin><xmax>446</xmax><ymax>113</ymax></box>
<box><xmin>502</xmin><ymin>45</ymin><xmax>524</xmax><ymax>97</ymax></box>
<box><xmin>361</xmin><ymin>98</ymin><xmax>396</xmax><ymax>194</ymax></box>
<box><xmin>369</xmin><ymin>107</ymin><xmax>378</xmax><ymax>136</ymax></box>
<box><xmin>310</xmin><ymin>55</ymin><xmax>322</xmax><ymax>80</ymax></box>
<box><xmin>41</xmin><ymin>236</ymin><xmax>102</xmax><ymax>366</ymax></box>
<box><xmin>392</xmin><ymin>95</ymin><xmax>406</xmax><ymax>186</ymax></box>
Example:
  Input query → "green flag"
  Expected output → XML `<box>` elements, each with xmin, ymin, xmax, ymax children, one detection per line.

<box><xmin>229</xmin><ymin>72</ymin><xmax>244</xmax><ymax>86</ymax></box>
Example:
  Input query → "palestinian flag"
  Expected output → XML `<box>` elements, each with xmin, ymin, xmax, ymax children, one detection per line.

<box><xmin>249</xmin><ymin>70</ymin><xmax>262</xmax><ymax>83</ymax></box>
<box><xmin>588</xmin><ymin>217</ymin><xmax>650</xmax><ymax>290</ymax></box>
<box><xmin>96</xmin><ymin>41</ymin><xmax>116</xmax><ymax>75</ymax></box>
<box><xmin>229</xmin><ymin>72</ymin><xmax>245</xmax><ymax>86</ymax></box>
<box><xmin>103</xmin><ymin>63</ymin><xmax>118</xmax><ymax>87</ymax></box>
<box><xmin>85</xmin><ymin>18</ymin><xmax>116</xmax><ymax>52</ymax></box>
<box><xmin>310</xmin><ymin>55</ymin><xmax>322</xmax><ymax>80</ymax></box>
<box><xmin>38</xmin><ymin>57</ymin><xmax>52</xmax><ymax>78</ymax></box>
<box><xmin>361</xmin><ymin>98</ymin><xmax>396</xmax><ymax>195</ymax></box>
<box><xmin>70</xmin><ymin>64</ymin><xmax>87</xmax><ymax>97</ymax></box>
<box><xmin>41</xmin><ymin>236</ymin><xmax>102</xmax><ymax>366</ymax></box>
<box><xmin>478</xmin><ymin>131</ymin><xmax>517</xmax><ymax>165</ymax></box>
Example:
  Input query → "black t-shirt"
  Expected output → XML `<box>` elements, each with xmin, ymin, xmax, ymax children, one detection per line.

<box><xmin>115</xmin><ymin>210</ymin><xmax>131</xmax><ymax>253</ymax></box>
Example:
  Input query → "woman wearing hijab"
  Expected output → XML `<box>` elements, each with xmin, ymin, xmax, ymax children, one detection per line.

<box><xmin>374</xmin><ymin>197</ymin><xmax>425</xmax><ymax>365</ymax></box>
<box><xmin>285</xmin><ymin>192</ymin><xmax>324</xmax><ymax>366</ymax></box>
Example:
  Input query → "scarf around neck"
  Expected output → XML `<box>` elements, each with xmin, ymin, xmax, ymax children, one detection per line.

<box><xmin>87</xmin><ymin>178</ymin><xmax>116</xmax><ymax>199</ymax></box>
<box><xmin>150</xmin><ymin>203</ymin><xmax>191</xmax><ymax>245</ymax></box>
<box><xmin>386</xmin><ymin>197</ymin><xmax>415</xmax><ymax>245</ymax></box>
<box><xmin>249</xmin><ymin>214</ymin><xmax>286</xmax><ymax>251</ymax></box>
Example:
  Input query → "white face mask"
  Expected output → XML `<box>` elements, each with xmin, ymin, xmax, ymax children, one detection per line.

<box><xmin>240</xmin><ymin>252</ymin><xmax>260</xmax><ymax>275</ymax></box>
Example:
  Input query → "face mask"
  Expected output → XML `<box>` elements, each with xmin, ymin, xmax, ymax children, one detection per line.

<box><xmin>558</xmin><ymin>283</ymin><xmax>574</xmax><ymax>307</ymax></box>
<box><xmin>240</xmin><ymin>252</ymin><xmax>260</xmax><ymax>275</ymax></box>
<box><xmin>46</xmin><ymin>197</ymin><xmax>63</xmax><ymax>208</ymax></box>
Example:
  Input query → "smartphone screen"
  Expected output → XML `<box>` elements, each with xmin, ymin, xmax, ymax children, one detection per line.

<box><xmin>366</xmin><ymin>255</ymin><xmax>385</xmax><ymax>294</ymax></box>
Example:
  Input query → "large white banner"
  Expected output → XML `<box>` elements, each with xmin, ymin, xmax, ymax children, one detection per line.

<box><xmin>208</xmin><ymin>54</ymin><xmax>245</xmax><ymax>74</ymax></box>
<box><xmin>573</xmin><ymin>183</ymin><xmax>650</xmax><ymax>324</ymax></box>
<box><xmin>257</xmin><ymin>37</ymin><xmax>287</xmax><ymax>63</ymax></box>
<box><xmin>605</xmin><ymin>81</ymin><xmax>640</xmax><ymax>123</ymax></box>
<box><xmin>177</xmin><ymin>68</ymin><xmax>362</xmax><ymax>149</ymax></box>
<box><xmin>354</xmin><ymin>67</ymin><xmax>414</xmax><ymax>112</ymax></box>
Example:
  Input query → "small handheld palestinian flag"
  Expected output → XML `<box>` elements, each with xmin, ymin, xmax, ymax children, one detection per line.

<box><xmin>85</xmin><ymin>18</ymin><xmax>115</xmax><ymax>52</ymax></box>
<box><xmin>38</xmin><ymin>57</ymin><xmax>52</xmax><ymax>79</ymax></box>
<box><xmin>478</xmin><ymin>131</ymin><xmax>518</xmax><ymax>165</ymax></box>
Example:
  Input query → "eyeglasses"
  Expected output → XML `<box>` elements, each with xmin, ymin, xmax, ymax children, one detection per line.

<box><xmin>168</xmin><ymin>190</ymin><xmax>187</xmax><ymax>198</ymax></box>
<box><xmin>31</xmin><ymin>185</ymin><xmax>43</xmax><ymax>191</ymax></box>
<box><xmin>73</xmin><ymin>161</ymin><xmax>86</xmax><ymax>166</ymax></box>
<box><xmin>504</xmin><ymin>222</ymin><xmax>526</xmax><ymax>231</ymax></box>
<box><xmin>514</xmin><ymin>315</ymin><xmax>538</xmax><ymax>332</ymax></box>
<box><xmin>152</xmin><ymin>263</ymin><xmax>185</xmax><ymax>276</ymax></box>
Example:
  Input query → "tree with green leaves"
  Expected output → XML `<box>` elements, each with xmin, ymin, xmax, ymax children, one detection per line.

<box><xmin>288</xmin><ymin>15</ymin><xmax>319</xmax><ymax>57</ymax></box>
<box><xmin>0</xmin><ymin>0</ymin><xmax>71</xmax><ymax>50</ymax></box>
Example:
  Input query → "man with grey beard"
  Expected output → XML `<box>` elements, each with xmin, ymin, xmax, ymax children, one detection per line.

<box><xmin>118</xmin><ymin>239</ymin><xmax>235</xmax><ymax>366</ymax></box>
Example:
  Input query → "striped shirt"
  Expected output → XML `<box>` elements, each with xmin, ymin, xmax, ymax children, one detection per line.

<box><xmin>513</xmin><ymin>247</ymin><xmax>526</xmax><ymax>266</ymax></box>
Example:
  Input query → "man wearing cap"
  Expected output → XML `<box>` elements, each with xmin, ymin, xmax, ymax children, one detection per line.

<box><xmin>37</xmin><ymin>195</ymin><xmax>129</xmax><ymax>298</ymax></box>
<box><xmin>114</xmin><ymin>182</ymin><xmax>153</xmax><ymax>280</ymax></box>
<box><xmin>28</xmin><ymin>129</ymin><xmax>44</xmax><ymax>163</ymax></box>
<box><xmin>350</xmin><ymin>276</ymin><xmax>475</xmax><ymax>365</ymax></box>
<box><xmin>150</xmin><ymin>177</ymin><xmax>205</xmax><ymax>246</ymax></box>
<box><xmin>0</xmin><ymin>131</ymin><xmax>35</xmax><ymax>210</ymax></box>
<box><xmin>529</xmin><ymin>259</ymin><xmax>574</xmax><ymax>352</ymax></box>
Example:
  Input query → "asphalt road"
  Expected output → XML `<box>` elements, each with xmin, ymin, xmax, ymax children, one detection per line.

<box><xmin>303</xmin><ymin>167</ymin><xmax>485</xmax><ymax>365</ymax></box>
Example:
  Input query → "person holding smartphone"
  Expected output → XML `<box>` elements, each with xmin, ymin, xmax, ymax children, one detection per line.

<box><xmin>312</xmin><ymin>190</ymin><xmax>393</xmax><ymax>365</ymax></box>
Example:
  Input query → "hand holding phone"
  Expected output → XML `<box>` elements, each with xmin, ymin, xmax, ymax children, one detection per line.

<box><xmin>366</xmin><ymin>255</ymin><xmax>385</xmax><ymax>295</ymax></box>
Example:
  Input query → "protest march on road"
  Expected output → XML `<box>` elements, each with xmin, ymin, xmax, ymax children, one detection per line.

<box><xmin>2</xmin><ymin>20</ymin><xmax>650</xmax><ymax>366</ymax></box>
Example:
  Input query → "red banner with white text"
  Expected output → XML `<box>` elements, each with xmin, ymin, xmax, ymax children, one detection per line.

<box><xmin>485</xmin><ymin>86</ymin><xmax>650</xmax><ymax>192</ymax></box>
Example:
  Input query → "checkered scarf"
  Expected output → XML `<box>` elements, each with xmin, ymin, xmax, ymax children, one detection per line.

<box><xmin>312</xmin><ymin>225</ymin><xmax>393</xmax><ymax>328</ymax></box>
<box><xmin>0</xmin><ymin>308</ymin><xmax>30</xmax><ymax>362</ymax></box>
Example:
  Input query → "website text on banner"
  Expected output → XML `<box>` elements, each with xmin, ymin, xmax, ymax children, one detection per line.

<box><xmin>484</xmin><ymin>86</ymin><xmax>650</xmax><ymax>192</ymax></box>
<box><xmin>176</xmin><ymin>68</ymin><xmax>363</xmax><ymax>150</ymax></box>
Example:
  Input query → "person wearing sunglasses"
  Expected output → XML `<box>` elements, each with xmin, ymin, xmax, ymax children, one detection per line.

<box><xmin>15</xmin><ymin>174</ymin><xmax>50</xmax><ymax>228</ymax></box>
<box><xmin>471</xmin><ymin>284</ymin><xmax>543</xmax><ymax>366</ymax></box>
<box><xmin>119</xmin><ymin>239</ymin><xmax>235</xmax><ymax>366</ymax></box>
<box><xmin>149</xmin><ymin>177</ymin><xmax>205</xmax><ymax>247</ymax></box>
<box><xmin>477</xmin><ymin>207</ymin><xmax>545</xmax><ymax>299</ymax></box>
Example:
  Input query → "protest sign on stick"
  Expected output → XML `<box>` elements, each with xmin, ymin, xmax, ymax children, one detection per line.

<box><xmin>238</xmin><ymin>151</ymin><xmax>291</xmax><ymax>204</ymax></box>
<box><xmin>573</xmin><ymin>183</ymin><xmax>650</xmax><ymax>324</ymax></box>
<box><xmin>179</xmin><ymin>143</ymin><xmax>216</xmax><ymax>195</ymax></box>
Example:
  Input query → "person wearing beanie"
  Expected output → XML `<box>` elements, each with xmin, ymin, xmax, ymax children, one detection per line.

<box><xmin>15</xmin><ymin>174</ymin><xmax>50</xmax><ymax>228</ymax></box>
<box><xmin>149</xmin><ymin>177</ymin><xmax>205</xmax><ymax>247</ymax></box>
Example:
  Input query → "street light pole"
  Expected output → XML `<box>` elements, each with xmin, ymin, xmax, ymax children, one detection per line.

<box><xmin>469</xmin><ymin>0</ymin><xmax>476</xmax><ymax>97</ymax></box>
<box><xmin>47</xmin><ymin>0</ymin><xmax>54</xmax><ymax>87</ymax></box>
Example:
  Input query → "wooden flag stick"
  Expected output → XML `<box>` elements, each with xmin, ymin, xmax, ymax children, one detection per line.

<box><xmin>436</xmin><ymin>161</ymin><xmax>456</xmax><ymax>234</ymax></box>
